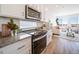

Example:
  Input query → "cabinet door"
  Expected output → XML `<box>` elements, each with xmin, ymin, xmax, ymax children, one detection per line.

<box><xmin>0</xmin><ymin>50</ymin><xmax>3</xmax><ymax>54</ymax></box>
<box><xmin>47</xmin><ymin>30</ymin><xmax>52</xmax><ymax>46</ymax></box>
<box><xmin>1</xmin><ymin>41</ymin><xmax>27</xmax><ymax>54</ymax></box>
<box><xmin>18</xmin><ymin>37</ymin><xmax>31</xmax><ymax>54</ymax></box>
<box><xmin>0</xmin><ymin>4</ymin><xmax>25</xmax><ymax>19</ymax></box>
<box><xmin>18</xmin><ymin>46</ymin><xmax>31</xmax><ymax>54</ymax></box>
<box><xmin>0</xmin><ymin>37</ymin><xmax>31</xmax><ymax>54</ymax></box>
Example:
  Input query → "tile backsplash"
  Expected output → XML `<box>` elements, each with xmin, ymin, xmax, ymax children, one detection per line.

<box><xmin>0</xmin><ymin>18</ymin><xmax>43</xmax><ymax>32</ymax></box>
<box><xmin>20</xmin><ymin>20</ymin><xmax>37</xmax><ymax>29</ymax></box>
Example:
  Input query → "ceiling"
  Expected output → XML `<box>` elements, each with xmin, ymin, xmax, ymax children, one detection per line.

<box><xmin>36</xmin><ymin>4</ymin><xmax>79</xmax><ymax>22</ymax></box>
<box><xmin>39</xmin><ymin>4</ymin><xmax>79</xmax><ymax>16</ymax></box>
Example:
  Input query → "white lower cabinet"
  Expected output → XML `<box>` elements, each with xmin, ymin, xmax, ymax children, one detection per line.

<box><xmin>0</xmin><ymin>37</ymin><xmax>31</xmax><ymax>54</ymax></box>
<box><xmin>18</xmin><ymin>47</ymin><xmax>31</xmax><ymax>54</ymax></box>
<box><xmin>47</xmin><ymin>30</ymin><xmax>52</xmax><ymax>46</ymax></box>
<box><xmin>0</xmin><ymin>50</ymin><xmax>3</xmax><ymax>54</ymax></box>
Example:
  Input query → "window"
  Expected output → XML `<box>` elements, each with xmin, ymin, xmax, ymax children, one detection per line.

<box><xmin>20</xmin><ymin>21</ymin><xmax>37</xmax><ymax>29</ymax></box>
<box><xmin>57</xmin><ymin>15</ymin><xmax>79</xmax><ymax>25</ymax></box>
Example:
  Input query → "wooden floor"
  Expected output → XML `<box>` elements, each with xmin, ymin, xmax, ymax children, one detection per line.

<box><xmin>42</xmin><ymin>35</ymin><xmax>79</xmax><ymax>54</ymax></box>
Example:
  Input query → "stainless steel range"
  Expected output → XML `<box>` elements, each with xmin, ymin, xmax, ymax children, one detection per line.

<box><xmin>20</xmin><ymin>29</ymin><xmax>47</xmax><ymax>54</ymax></box>
<box><xmin>30</xmin><ymin>30</ymin><xmax>47</xmax><ymax>54</ymax></box>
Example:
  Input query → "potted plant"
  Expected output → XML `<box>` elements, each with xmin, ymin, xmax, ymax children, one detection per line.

<box><xmin>7</xmin><ymin>18</ymin><xmax>19</xmax><ymax>36</ymax></box>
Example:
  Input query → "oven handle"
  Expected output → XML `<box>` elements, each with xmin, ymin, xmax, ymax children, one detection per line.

<box><xmin>33</xmin><ymin>34</ymin><xmax>47</xmax><ymax>42</ymax></box>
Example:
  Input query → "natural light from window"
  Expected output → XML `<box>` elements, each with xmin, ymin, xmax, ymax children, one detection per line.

<box><xmin>20</xmin><ymin>21</ymin><xmax>37</xmax><ymax>29</ymax></box>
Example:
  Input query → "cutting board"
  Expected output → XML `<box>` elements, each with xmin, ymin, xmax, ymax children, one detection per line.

<box><xmin>1</xmin><ymin>24</ymin><xmax>11</xmax><ymax>37</ymax></box>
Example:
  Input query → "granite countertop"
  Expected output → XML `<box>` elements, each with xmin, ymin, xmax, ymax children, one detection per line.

<box><xmin>0</xmin><ymin>29</ymin><xmax>47</xmax><ymax>48</ymax></box>
<box><xmin>0</xmin><ymin>32</ymin><xmax>31</xmax><ymax>48</ymax></box>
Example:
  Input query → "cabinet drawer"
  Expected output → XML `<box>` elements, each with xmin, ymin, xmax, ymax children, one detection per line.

<box><xmin>18</xmin><ymin>45</ymin><xmax>31</xmax><ymax>54</ymax></box>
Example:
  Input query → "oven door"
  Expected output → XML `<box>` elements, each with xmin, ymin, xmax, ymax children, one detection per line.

<box><xmin>32</xmin><ymin>34</ymin><xmax>47</xmax><ymax>54</ymax></box>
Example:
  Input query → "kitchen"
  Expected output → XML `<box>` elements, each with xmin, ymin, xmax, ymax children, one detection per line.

<box><xmin>1</xmin><ymin>4</ymin><xmax>79</xmax><ymax>54</ymax></box>
<box><xmin>0</xmin><ymin>0</ymin><xmax>78</xmax><ymax>59</ymax></box>
<box><xmin>0</xmin><ymin>4</ymin><xmax>52</xmax><ymax>54</ymax></box>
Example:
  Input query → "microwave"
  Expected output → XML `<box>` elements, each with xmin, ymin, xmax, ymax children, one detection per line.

<box><xmin>25</xmin><ymin>5</ymin><xmax>41</xmax><ymax>20</ymax></box>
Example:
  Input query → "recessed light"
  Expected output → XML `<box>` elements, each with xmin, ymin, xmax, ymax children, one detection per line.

<box><xmin>56</xmin><ymin>5</ymin><xmax>59</xmax><ymax>8</ymax></box>
<box><xmin>56</xmin><ymin>5</ymin><xmax>64</xmax><ymax>8</ymax></box>
<box><xmin>45</xmin><ymin>8</ymin><xmax>48</xmax><ymax>11</ymax></box>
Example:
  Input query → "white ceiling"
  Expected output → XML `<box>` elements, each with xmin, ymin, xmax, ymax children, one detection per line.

<box><xmin>40</xmin><ymin>4</ymin><xmax>79</xmax><ymax>16</ymax></box>
<box><xmin>36</xmin><ymin>4</ymin><xmax>79</xmax><ymax>22</ymax></box>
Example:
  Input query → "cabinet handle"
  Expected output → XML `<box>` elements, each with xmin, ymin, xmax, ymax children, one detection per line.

<box><xmin>17</xmin><ymin>45</ymin><xmax>25</xmax><ymax>50</ymax></box>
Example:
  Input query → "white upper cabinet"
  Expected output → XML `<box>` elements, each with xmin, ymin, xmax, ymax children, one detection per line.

<box><xmin>0</xmin><ymin>4</ymin><xmax>25</xmax><ymax>19</ymax></box>
<box><xmin>0</xmin><ymin>4</ymin><xmax>42</xmax><ymax>20</ymax></box>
